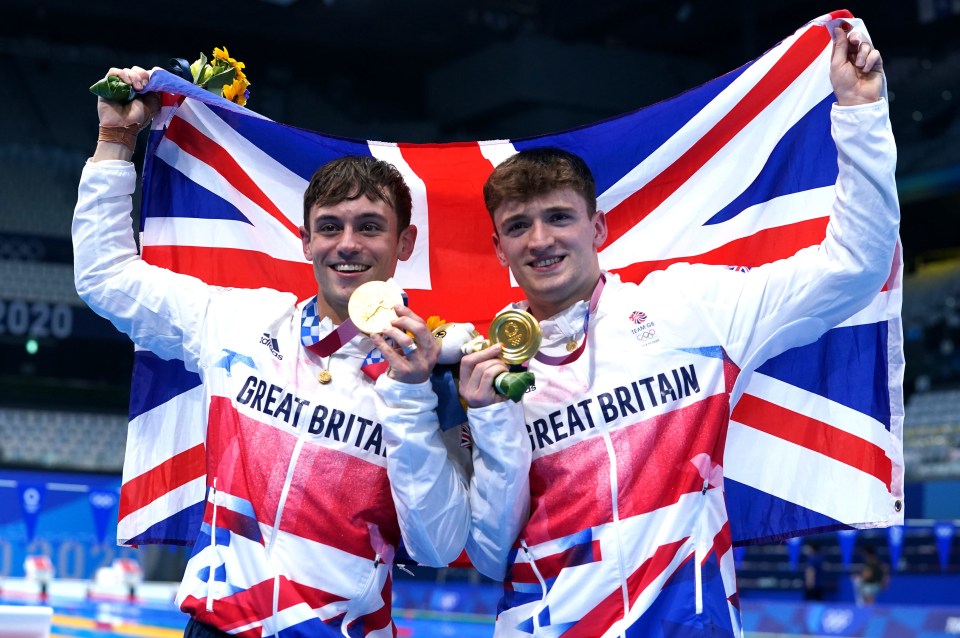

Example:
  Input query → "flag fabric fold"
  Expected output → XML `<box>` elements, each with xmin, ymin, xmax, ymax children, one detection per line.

<box><xmin>117</xmin><ymin>9</ymin><xmax>903</xmax><ymax>548</ymax></box>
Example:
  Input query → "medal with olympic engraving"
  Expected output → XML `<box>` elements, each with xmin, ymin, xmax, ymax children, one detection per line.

<box><xmin>489</xmin><ymin>309</ymin><xmax>542</xmax><ymax>365</ymax></box>
<box><xmin>485</xmin><ymin>309</ymin><xmax>541</xmax><ymax>402</ymax></box>
<box><xmin>348</xmin><ymin>280</ymin><xmax>405</xmax><ymax>335</ymax></box>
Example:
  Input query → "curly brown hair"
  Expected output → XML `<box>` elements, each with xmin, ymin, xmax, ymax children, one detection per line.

<box><xmin>483</xmin><ymin>147</ymin><xmax>596</xmax><ymax>222</ymax></box>
<box><xmin>303</xmin><ymin>155</ymin><xmax>412</xmax><ymax>232</ymax></box>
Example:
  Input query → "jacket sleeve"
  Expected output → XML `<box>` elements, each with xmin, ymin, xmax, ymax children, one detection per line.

<box><xmin>464</xmin><ymin>400</ymin><xmax>532</xmax><ymax>581</ymax></box>
<box><xmin>73</xmin><ymin>160</ymin><xmax>213</xmax><ymax>371</ymax></box>
<box><xmin>374</xmin><ymin>375</ymin><xmax>471</xmax><ymax>567</ymax></box>
<box><xmin>653</xmin><ymin>99</ymin><xmax>900</xmax><ymax>376</ymax></box>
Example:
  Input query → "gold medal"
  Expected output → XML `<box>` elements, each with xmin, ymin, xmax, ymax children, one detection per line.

<box><xmin>348</xmin><ymin>280</ymin><xmax>405</xmax><ymax>334</ymax></box>
<box><xmin>566</xmin><ymin>340</ymin><xmax>579</xmax><ymax>352</ymax></box>
<box><xmin>489</xmin><ymin>309</ymin><xmax>542</xmax><ymax>365</ymax></box>
<box><xmin>317</xmin><ymin>370</ymin><xmax>332</xmax><ymax>384</ymax></box>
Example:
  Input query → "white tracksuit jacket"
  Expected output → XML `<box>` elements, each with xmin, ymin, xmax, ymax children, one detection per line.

<box><xmin>470</xmin><ymin>101</ymin><xmax>900</xmax><ymax>638</ymax></box>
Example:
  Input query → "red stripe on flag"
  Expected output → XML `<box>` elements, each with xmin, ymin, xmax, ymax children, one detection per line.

<box><xmin>202</xmin><ymin>504</ymin><xmax>262</xmax><ymax>543</ymax></box>
<box><xmin>180</xmin><ymin>576</ymin><xmax>356</xmax><ymax>638</ymax></box>
<box><xmin>118</xmin><ymin>443</ymin><xmax>206</xmax><ymax>521</ymax></box>
<box><xmin>183</xmin><ymin>579</ymin><xmax>276</xmax><ymax>632</ymax></box>
<box><xmin>160</xmin><ymin>93</ymin><xmax>180</xmax><ymax>109</ymax></box>
<box><xmin>612</xmin><ymin>217</ymin><xmax>829</xmax><ymax>284</ymax></box>
<box><xmin>185</xmin><ymin>576</ymin><xmax>351</xmax><ymax>632</ymax></box>
<box><xmin>165</xmin><ymin>117</ymin><xmax>301</xmax><ymax>237</ymax></box>
<box><xmin>346</xmin><ymin>578</ymin><xmax>393</xmax><ymax>635</ymax></box>
<box><xmin>398</xmin><ymin>143</ymin><xmax>516</xmax><ymax>332</ymax></box>
<box><xmin>559</xmin><ymin>538</ymin><xmax>689</xmax><ymax>638</ymax></box>
<box><xmin>290</xmin><ymin>580</ymin><xmax>349</xmax><ymax>610</ymax></box>
<box><xmin>510</xmin><ymin>539</ymin><xmax>603</xmax><ymax>583</ymax></box>
<box><xmin>601</xmin><ymin>24</ymin><xmax>831</xmax><ymax>248</ymax></box>
<box><xmin>142</xmin><ymin>245</ymin><xmax>316</xmax><ymax>300</ymax></box>
<box><xmin>709</xmin><ymin>522</ymin><xmax>733</xmax><ymax>564</ymax></box>
<box><xmin>732</xmin><ymin>393</ymin><xmax>892</xmax><ymax>489</ymax></box>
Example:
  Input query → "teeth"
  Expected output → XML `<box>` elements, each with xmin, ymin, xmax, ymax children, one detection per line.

<box><xmin>333</xmin><ymin>264</ymin><xmax>369</xmax><ymax>272</ymax></box>
<box><xmin>532</xmin><ymin>257</ymin><xmax>562</xmax><ymax>268</ymax></box>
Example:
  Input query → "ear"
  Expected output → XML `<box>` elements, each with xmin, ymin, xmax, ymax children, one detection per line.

<box><xmin>397</xmin><ymin>225</ymin><xmax>417</xmax><ymax>261</ymax></box>
<box><xmin>492</xmin><ymin>230</ymin><xmax>509</xmax><ymax>267</ymax></box>
<box><xmin>592</xmin><ymin>210</ymin><xmax>608</xmax><ymax>249</ymax></box>
<box><xmin>299</xmin><ymin>225</ymin><xmax>311</xmax><ymax>261</ymax></box>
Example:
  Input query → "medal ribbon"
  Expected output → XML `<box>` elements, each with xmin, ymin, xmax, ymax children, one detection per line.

<box><xmin>533</xmin><ymin>274</ymin><xmax>605</xmax><ymax>366</ymax></box>
<box><xmin>305</xmin><ymin>318</ymin><xmax>360</xmax><ymax>357</ymax></box>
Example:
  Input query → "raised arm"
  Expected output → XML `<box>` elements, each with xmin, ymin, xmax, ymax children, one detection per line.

<box><xmin>93</xmin><ymin>67</ymin><xmax>160</xmax><ymax>162</ymax></box>
<box><xmin>74</xmin><ymin>67</ymin><xmax>213</xmax><ymax>369</ymax></box>
<box><xmin>649</xmin><ymin>25</ymin><xmax>898</xmax><ymax>379</ymax></box>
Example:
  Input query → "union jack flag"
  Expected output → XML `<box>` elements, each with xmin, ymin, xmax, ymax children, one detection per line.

<box><xmin>118</xmin><ymin>9</ymin><xmax>903</xmax><ymax>557</ymax></box>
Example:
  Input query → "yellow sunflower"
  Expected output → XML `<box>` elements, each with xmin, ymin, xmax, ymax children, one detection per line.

<box><xmin>222</xmin><ymin>77</ymin><xmax>250</xmax><ymax>107</ymax></box>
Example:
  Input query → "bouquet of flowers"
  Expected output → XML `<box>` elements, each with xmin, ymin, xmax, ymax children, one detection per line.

<box><xmin>90</xmin><ymin>46</ymin><xmax>250</xmax><ymax>106</ymax></box>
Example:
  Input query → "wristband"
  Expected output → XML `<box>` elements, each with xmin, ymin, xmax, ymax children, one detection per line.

<box><xmin>97</xmin><ymin>123</ymin><xmax>143</xmax><ymax>152</ymax></box>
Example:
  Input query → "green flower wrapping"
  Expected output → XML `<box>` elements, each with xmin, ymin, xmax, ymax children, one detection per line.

<box><xmin>89</xmin><ymin>75</ymin><xmax>136</xmax><ymax>101</ymax></box>
<box><xmin>494</xmin><ymin>371</ymin><xmax>535</xmax><ymax>403</ymax></box>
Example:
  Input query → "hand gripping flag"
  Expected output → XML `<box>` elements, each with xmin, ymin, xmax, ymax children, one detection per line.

<box><xmin>117</xmin><ymin>10</ymin><xmax>903</xmax><ymax>547</ymax></box>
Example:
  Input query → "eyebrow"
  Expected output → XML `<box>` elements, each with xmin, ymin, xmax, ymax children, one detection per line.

<box><xmin>500</xmin><ymin>205</ymin><xmax>575</xmax><ymax>226</ymax></box>
<box><xmin>312</xmin><ymin>211</ymin><xmax>389</xmax><ymax>228</ymax></box>
<box><xmin>498</xmin><ymin>211</ymin><xmax>529</xmax><ymax>228</ymax></box>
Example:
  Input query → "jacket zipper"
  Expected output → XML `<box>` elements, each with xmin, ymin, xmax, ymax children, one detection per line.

<box><xmin>267</xmin><ymin>434</ymin><xmax>308</xmax><ymax>620</ymax></box>
<box><xmin>266</xmin><ymin>357</ymin><xmax>312</xmax><ymax>620</ymax></box>
<box><xmin>599</xmin><ymin>427</ymin><xmax>630</xmax><ymax>627</ymax></box>
<box><xmin>520</xmin><ymin>539</ymin><xmax>548</xmax><ymax>633</ymax></box>
<box><xmin>694</xmin><ymin>478</ymin><xmax>710</xmax><ymax>615</ymax></box>
<box><xmin>206</xmin><ymin>477</ymin><xmax>218</xmax><ymax>613</ymax></box>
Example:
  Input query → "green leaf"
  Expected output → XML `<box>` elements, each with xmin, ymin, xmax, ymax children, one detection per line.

<box><xmin>196</xmin><ymin>64</ymin><xmax>215</xmax><ymax>87</ymax></box>
<box><xmin>203</xmin><ymin>67</ymin><xmax>237</xmax><ymax>93</ymax></box>
<box><xmin>89</xmin><ymin>75</ymin><xmax>135</xmax><ymax>101</ymax></box>
<box><xmin>190</xmin><ymin>52</ymin><xmax>208</xmax><ymax>83</ymax></box>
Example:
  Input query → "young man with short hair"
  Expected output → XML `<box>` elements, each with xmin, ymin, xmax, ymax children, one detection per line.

<box><xmin>460</xmin><ymin>26</ymin><xmax>898</xmax><ymax>636</ymax></box>
<box><xmin>74</xmin><ymin>66</ymin><xmax>514</xmax><ymax>638</ymax></box>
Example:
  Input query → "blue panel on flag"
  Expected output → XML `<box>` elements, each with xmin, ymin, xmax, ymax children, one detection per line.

<box><xmin>215</xmin><ymin>106</ymin><xmax>374</xmax><ymax>181</ymax></box>
<box><xmin>726</xmin><ymin>478</ymin><xmax>843</xmax><ymax>544</ymax></box>
<box><xmin>146</xmin><ymin>158</ymin><xmax>253</xmax><ymax>223</ymax></box>
<box><xmin>128</xmin><ymin>350</ymin><xmax>203</xmax><ymax>420</ymax></box>
<box><xmin>277</xmin><ymin>617</ymin><xmax>341</xmax><ymax>638</ymax></box>
<box><xmin>126</xmin><ymin>499</ymin><xmax>205</xmax><ymax>547</ymax></box>
<box><xmin>756</xmin><ymin>323</ymin><xmax>891</xmax><ymax>429</ymax></box>
<box><xmin>625</xmin><ymin>554</ymin><xmax>735</xmax><ymax>638</ymax></box>
<box><xmin>705</xmin><ymin>95</ymin><xmax>838</xmax><ymax>225</ymax></box>
<box><xmin>513</xmin><ymin>65</ymin><xmax>747</xmax><ymax>195</ymax></box>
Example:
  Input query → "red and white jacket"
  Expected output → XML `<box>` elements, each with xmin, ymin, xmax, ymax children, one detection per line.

<box><xmin>73</xmin><ymin>160</ymin><xmax>523</xmax><ymax>637</ymax></box>
<box><xmin>470</xmin><ymin>101</ymin><xmax>899</xmax><ymax>637</ymax></box>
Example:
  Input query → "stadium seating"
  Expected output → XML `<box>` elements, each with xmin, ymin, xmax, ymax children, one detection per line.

<box><xmin>0</xmin><ymin>408</ymin><xmax>127</xmax><ymax>471</ymax></box>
